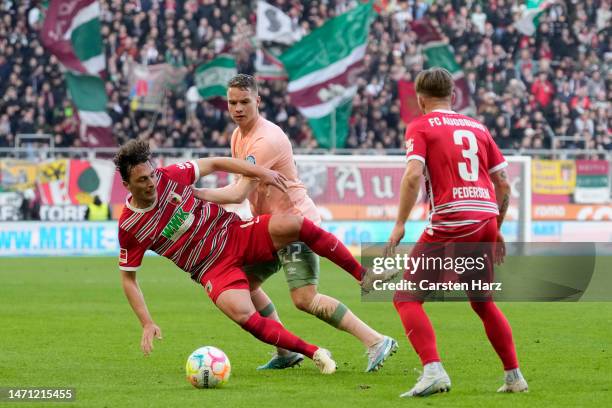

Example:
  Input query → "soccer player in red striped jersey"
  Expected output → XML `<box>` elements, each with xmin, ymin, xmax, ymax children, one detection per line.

<box><xmin>115</xmin><ymin>139</ymin><xmax>379</xmax><ymax>374</ymax></box>
<box><xmin>386</xmin><ymin>68</ymin><xmax>528</xmax><ymax>396</ymax></box>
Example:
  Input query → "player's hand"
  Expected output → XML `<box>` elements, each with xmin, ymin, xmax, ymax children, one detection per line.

<box><xmin>493</xmin><ymin>231</ymin><xmax>506</xmax><ymax>266</ymax></box>
<box><xmin>190</xmin><ymin>187</ymin><xmax>206</xmax><ymax>201</ymax></box>
<box><xmin>141</xmin><ymin>323</ymin><xmax>162</xmax><ymax>356</ymax></box>
<box><xmin>384</xmin><ymin>223</ymin><xmax>405</xmax><ymax>257</ymax></box>
<box><xmin>258</xmin><ymin>168</ymin><xmax>288</xmax><ymax>193</ymax></box>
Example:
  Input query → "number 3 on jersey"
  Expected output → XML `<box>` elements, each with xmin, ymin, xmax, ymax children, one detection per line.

<box><xmin>453</xmin><ymin>130</ymin><xmax>479</xmax><ymax>182</ymax></box>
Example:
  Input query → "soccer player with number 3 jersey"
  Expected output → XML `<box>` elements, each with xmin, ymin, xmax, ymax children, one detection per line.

<box><xmin>385</xmin><ymin>68</ymin><xmax>528</xmax><ymax>397</ymax></box>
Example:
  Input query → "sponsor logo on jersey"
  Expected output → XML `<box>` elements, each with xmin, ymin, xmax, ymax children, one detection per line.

<box><xmin>119</xmin><ymin>248</ymin><xmax>128</xmax><ymax>263</ymax></box>
<box><xmin>161</xmin><ymin>208</ymin><xmax>195</xmax><ymax>241</ymax></box>
<box><xmin>245</xmin><ymin>155</ymin><xmax>256</xmax><ymax>165</ymax></box>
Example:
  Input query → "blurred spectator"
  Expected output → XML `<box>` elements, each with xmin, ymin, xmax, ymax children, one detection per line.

<box><xmin>85</xmin><ymin>195</ymin><xmax>112</xmax><ymax>221</ymax></box>
<box><xmin>0</xmin><ymin>0</ymin><xmax>609</xmax><ymax>153</ymax></box>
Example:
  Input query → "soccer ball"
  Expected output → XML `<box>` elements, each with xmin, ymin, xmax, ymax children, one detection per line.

<box><xmin>185</xmin><ymin>346</ymin><xmax>231</xmax><ymax>389</ymax></box>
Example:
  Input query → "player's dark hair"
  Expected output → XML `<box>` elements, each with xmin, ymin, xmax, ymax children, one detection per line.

<box><xmin>113</xmin><ymin>139</ymin><xmax>151</xmax><ymax>182</ymax></box>
<box><xmin>415</xmin><ymin>67</ymin><xmax>454</xmax><ymax>98</ymax></box>
<box><xmin>227</xmin><ymin>73</ymin><xmax>258</xmax><ymax>94</ymax></box>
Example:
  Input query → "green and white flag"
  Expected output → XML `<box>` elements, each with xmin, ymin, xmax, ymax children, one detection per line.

<box><xmin>256</xmin><ymin>0</ymin><xmax>301</xmax><ymax>45</ymax></box>
<box><xmin>515</xmin><ymin>0</ymin><xmax>552</xmax><ymax>36</ymax></box>
<box><xmin>194</xmin><ymin>54</ymin><xmax>237</xmax><ymax>100</ymax></box>
<box><xmin>279</xmin><ymin>2</ymin><xmax>375</xmax><ymax>148</ymax></box>
<box><xmin>41</xmin><ymin>0</ymin><xmax>113</xmax><ymax>146</ymax></box>
<box><xmin>410</xmin><ymin>19</ymin><xmax>474</xmax><ymax>115</ymax></box>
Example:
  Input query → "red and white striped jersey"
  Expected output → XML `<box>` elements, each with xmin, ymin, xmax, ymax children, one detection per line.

<box><xmin>404</xmin><ymin>109</ymin><xmax>507</xmax><ymax>231</ymax></box>
<box><xmin>118</xmin><ymin>161</ymin><xmax>240</xmax><ymax>282</ymax></box>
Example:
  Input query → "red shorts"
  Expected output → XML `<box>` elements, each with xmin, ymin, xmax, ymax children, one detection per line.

<box><xmin>200</xmin><ymin>215</ymin><xmax>277</xmax><ymax>303</ymax></box>
<box><xmin>418</xmin><ymin>218</ymin><xmax>498</xmax><ymax>244</ymax></box>
<box><xmin>393</xmin><ymin>218</ymin><xmax>498</xmax><ymax>303</ymax></box>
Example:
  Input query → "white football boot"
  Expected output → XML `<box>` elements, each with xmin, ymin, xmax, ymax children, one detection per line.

<box><xmin>400</xmin><ymin>362</ymin><xmax>451</xmax><ymax>397</ymax></box>
<box><xmin>312</xmin><ymin>348</ymin><xmax>337</xmax><ymax>374</ymax></box>
<box><xmin>497</xmin><ymin>368</ymin><xmax>529</xmax><ymax>393</ymax></box>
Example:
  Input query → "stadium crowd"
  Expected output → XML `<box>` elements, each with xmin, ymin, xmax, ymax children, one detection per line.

<box><xmin>0</xmin><ymin>0</ymin><xmax>610</xmax><ymax>151</ymax></box>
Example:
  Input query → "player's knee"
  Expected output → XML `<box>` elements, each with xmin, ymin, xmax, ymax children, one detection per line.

<box><xmin>231</xmin><ymin>310</ymin><xmax>253</xmax><ymax>325</ymax></box>
<box><xmin>219</xmin><ymin>301</ymin><xmax>254</xmax><ymax>325</ymax></box>
<box><xmin>294</xmin><ymin>295</ymin><xmax>313</xmax><ymax>312</ymax></box>
<box><xmin>293</xmin><ymin>297</ymin><xmax>311</xmax><ymax>312</ymax></box>
<box><xmin>292</xmin><ymin>291</ymin><xmax>315</xmax><ymax>312</ymax></box>
<box><xmin>291</xmin><ymin>285</ymin><xmax>317</xmax><ymax>312</ymax></box>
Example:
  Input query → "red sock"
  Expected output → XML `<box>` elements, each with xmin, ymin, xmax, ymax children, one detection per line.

<box><xmin>394</xmin><ymin>300</ymin><xmax>440</xmax><ymax>365</ymax></box>
<box><xmin>470</xmin><ymin>301</ymin><xmax>518</xmax><ymax>370</ymax></box>
<box><xmin>299</xmin><ymin>218</ymin><xmax>364</xmax><ymax>281</ymax></box>
<box><xmin>241</xmin><ymin>313</ymin><xmax>318</xmax><ymax>358</ymax></box>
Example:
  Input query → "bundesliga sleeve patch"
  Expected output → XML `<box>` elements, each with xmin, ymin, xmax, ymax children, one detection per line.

<box><xmin>245</xmin><ymin>155</ymin><xmax>256</xmax><ymax>165</ymax></box>
<box><xmin>119</xmin><ymin>248</ymin><xmax>128</xmax><ymax>263</ymax></box>
<box><xmin>405</xmin><ymin>138</ymin><xmax>414</xmax><ymax>153</ymax></box>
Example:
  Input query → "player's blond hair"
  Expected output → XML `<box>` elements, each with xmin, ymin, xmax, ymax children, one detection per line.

<box><xmin>415</xmin><ymin>67</ymin><xmax>454</xmax><ymax>98</ymax></box>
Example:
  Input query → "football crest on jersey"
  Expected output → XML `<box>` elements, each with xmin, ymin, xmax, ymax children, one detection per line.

<box><xmin>168</xmin><ymin>192</ymin><xmax>182</xmax><ymax>205</ymax></box>
<box><xmin>245</xmin><ymin>155</ymin><xmax>256</xmax><ymax>165</ymax></box>
<box><xmin>405</xmin><ymin>138</ymin><xmax>414</xmax><ymax>153</ymax></box>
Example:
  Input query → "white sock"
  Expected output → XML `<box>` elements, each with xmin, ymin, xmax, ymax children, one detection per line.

<box><xmin>504</xmin><ymin>368</ymin><xmax>524</xmax><ymax>382</ymax></box>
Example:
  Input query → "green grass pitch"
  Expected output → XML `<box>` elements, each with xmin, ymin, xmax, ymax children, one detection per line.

<box><xmin>1</xmin><ymin>257</ymin><xmax>611</xmax><ymax>407</ymax></box>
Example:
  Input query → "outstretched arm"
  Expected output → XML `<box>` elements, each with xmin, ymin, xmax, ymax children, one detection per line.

<box><xmin>192</xmin><ymin>176</ymin><xmax>258</xmax><ymax>204</ymax></box>
<box><xmin>194</xmin><ymin>157</ymin><xmax>286</xmax><ymax>192</ymax></box>
<box><xmin>121</xmin><ymin>270</ymin><xmax>162</xmax><ymax>356</ymax></box>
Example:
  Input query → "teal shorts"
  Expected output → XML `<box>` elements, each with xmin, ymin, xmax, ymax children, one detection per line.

<box><xmin>243</xmin><ymin>241</ymin><xmax>319</xmax><ymax>290</ymax></box>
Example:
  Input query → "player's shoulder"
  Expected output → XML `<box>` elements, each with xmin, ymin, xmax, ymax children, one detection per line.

<box><xmin>258</xmin><ymin>117</ymin><xmax>287</xmax><ymax>138</ymax></box>
<box><xmin>153</xmin><ymin>166</ymin><xmax>173</xmax><ymax>182</ymax></box>
<box><xmin>405</xmin><ymin>114</ymin><xmax>435</xmax><ymax>138</ymax></box>
<box><xmin>117</xmin><ymin>206</ymin><xmax>135</xmax><ymax>238</ymax></box>
<box><xmin>118</xmin><ymin>201</ymin><xmax>134</xmax><ymax>223</ymax></box>
<box><xmin>118</xmin><ymin>208</ymin><xmax>129</xmax><ymax>224</ymax></box>
<box><xmin>253</xmin><ymin>117</ymin><xmax>291</xmax><ymax>148</ymax></box>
